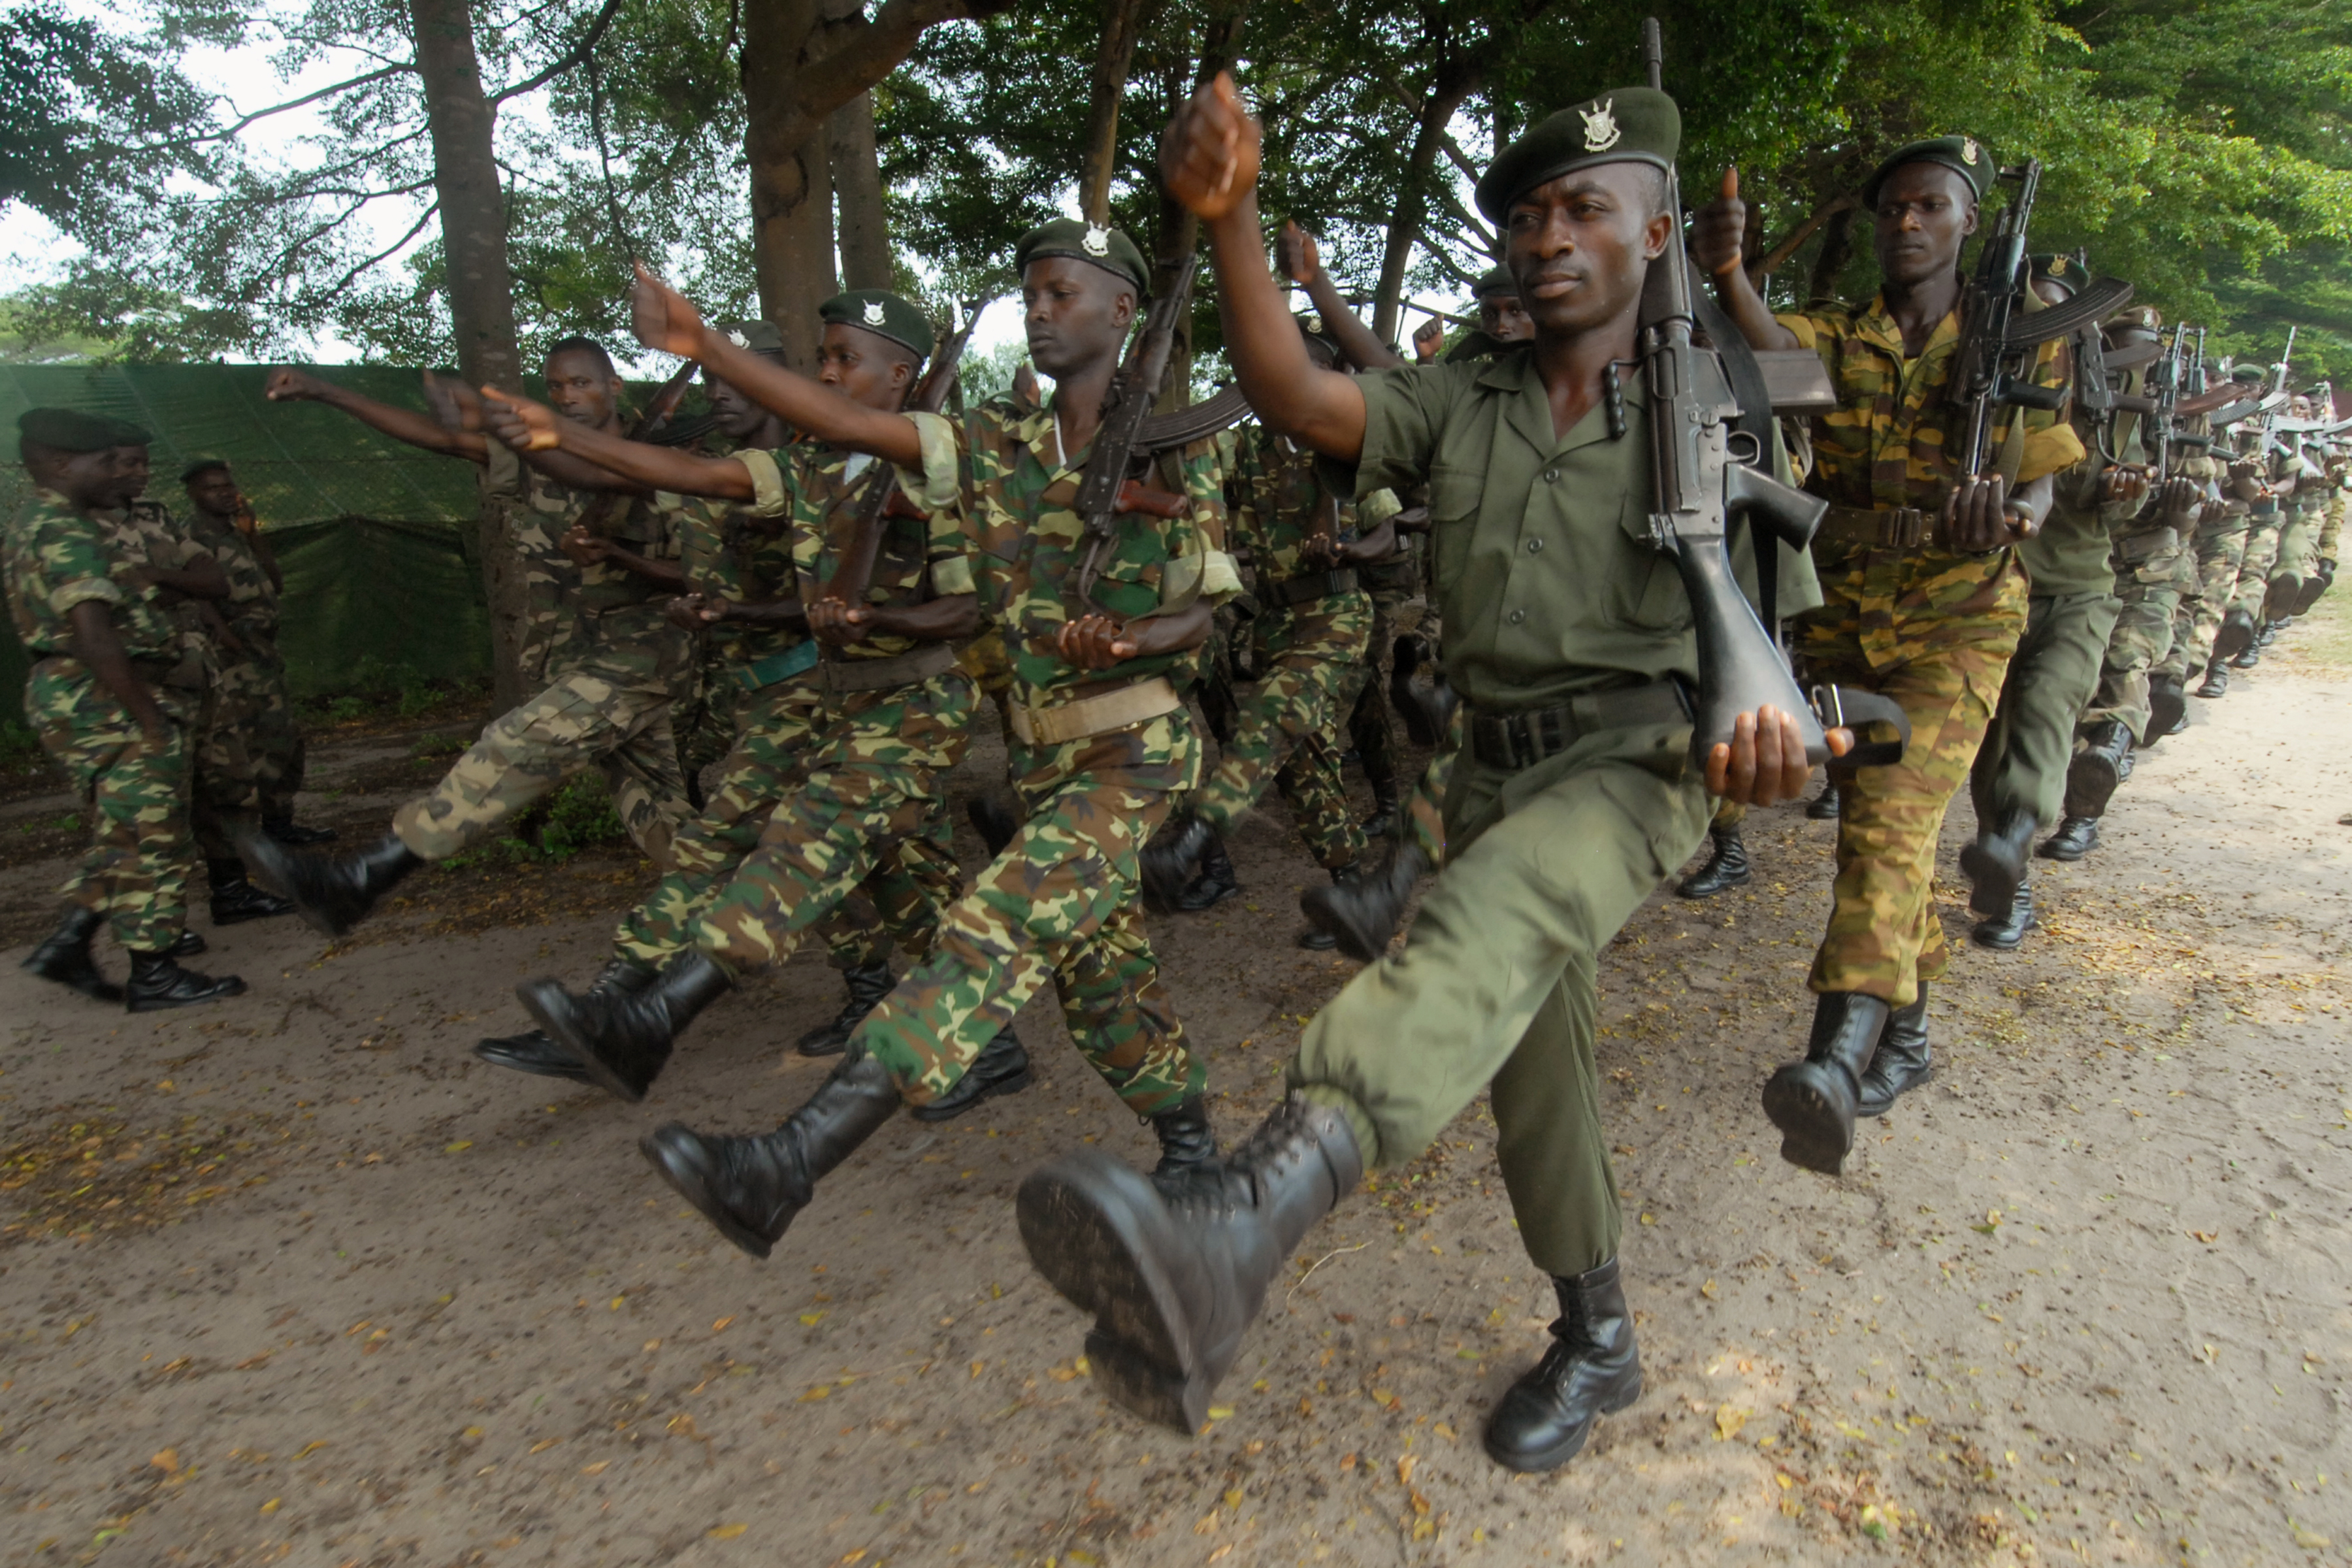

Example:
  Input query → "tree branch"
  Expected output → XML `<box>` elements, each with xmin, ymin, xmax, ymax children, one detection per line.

<box><xmin>492</xmin><ymin>0</ymin><xmax>630</xmax><ymax>103</ymax></box>
<box><xmin>310</xmin><ymin>201</ymin><xmax>442</xmax><ymax>301</ymax></box>
<box><xmin>1754</xmin><ymin>193</ymin><xmax>1857</xmax><ymax>278</ymax></box>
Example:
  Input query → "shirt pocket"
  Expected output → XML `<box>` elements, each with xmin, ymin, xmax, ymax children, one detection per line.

<box><xmin>1603</xmin><ymin>491</ymin><xmax>1691</xmax><ymax>631</ymax></box>
<box><xmin>1427</xmin><ymin>461</ymin><xmax>1483</xmax><ymax>600</ymax></box>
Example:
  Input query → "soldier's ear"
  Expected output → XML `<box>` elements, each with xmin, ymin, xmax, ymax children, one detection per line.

<box><xmin>1961</xmin><ymin>201</ymin><xmax>1980</xmax><ymax>237</ymax></box>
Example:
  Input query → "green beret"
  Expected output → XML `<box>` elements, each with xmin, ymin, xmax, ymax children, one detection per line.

<box><xmin>180</xmin><ymin>457</ymin><xmax>233</xmax><ymax>483</ymax></box>
<box><xmin>1473</xmin><ymin>265</ymin><xmax>1519</xmax><ymax>301</ymax></box>
<box><xmin>715</xmin><ymin>319</ymin><xmax>787</xmax><ymax>357</ymax></box>
<box><xmin>2230</xmin><ymin>365</ymin><xmax>2266</xmax><ymax>384</ymax></box>
<box><xmin>1015</xmin><ymin>218</ymin><xmax>1151</xmax><ymax>299</ymax></box>
<box><xmin>2104</xmin><ymin>304</ymin><xmax>2161</xmax><ymax>335</ymax></box>
<box><xmin>19</xmin><ymin>406</ymin><xmax>149</xmax><ymax>453</ymax></box>
<box><xmin>1474</xmin><ymin>88</ymin><xmax>1678</xmax><ymax>223</ymax></box>
<box><xmin>2100</xmin><ymin>305</ymin><xmax>2163</xmax><ymax>368</ymax></box>
<box><xmin>1295</xmin><ymin>310</ymin><xmax>1345</xmax><ymax>362</ymax></box>
<box><xmin>817</xmin><ymin>291</ymin><xmax>934</xmax><ymax>362</ymax></box>
<box><xmin>1862</xmin><ymin>135</ymin><xmax>1993</xmax><ymax>208</ymax></box>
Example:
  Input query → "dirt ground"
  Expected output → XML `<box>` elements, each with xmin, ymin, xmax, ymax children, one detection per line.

<box><xmin>5</xmin><ymin>594</ymin><xmax>2349</xmax><ymax>1568</ymax></box>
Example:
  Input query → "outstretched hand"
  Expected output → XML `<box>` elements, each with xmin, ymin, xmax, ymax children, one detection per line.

<box><xmin>1160</xmin><ymin>72</ymin><xmax>1262</xmax><ymax>223</ymax></box>
<box><xmin>1276</xmin><ymin>220</ymin><xmax>1320</xmax><ymax>286</ymax></box>
<box><xmin>421</xmin><ymin>369</ymin><xmax>486</xmax><ymax>433</ymax></box>
<box><xmin>1705</xmin><ymin>704</ymin><xmax>1854</xmax><ymax>806</ymax></box>
<box><xmin>631</xmin><ymin>260</ymin><xmax>708</xmax><ymax>359</ymax></box>
<box><xmin>478</xmin><ymin>386</ymin><xmax>561</xmax><ymax>451</ymax></box>
<box><xmin>263</xmin><ymin>367</ymin><xmax>325</xmax><ymax>402</ymax></box>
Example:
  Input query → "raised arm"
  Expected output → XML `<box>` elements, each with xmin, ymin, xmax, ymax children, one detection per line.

<box><xmin>1688</xmin><ymin>169</ymin><xmax>1801</xmax><ymax>352</ymax></box>
<box><xmin>480</xmin><ymin>388</ymin><xmax>757</xmax><ymax>502</ymax></box>
<box><xmin>267</xmin><ymin>367</ymin><xmax>489</xmax><ymax>462</ymax></box>
<box><xmin>630</xmin><ymin>263</ymin><xmax>923</xmax><ymax>468</ymax></box>
<box><xmin>1162</xmin><ymin>76</ymin><xmax>1367</xmax><ymax>461</ymax></box>
<box><xmin>1277</xmin><ymin>221</ymin><xmax>1405</xmax><ymax>372</ymax></box>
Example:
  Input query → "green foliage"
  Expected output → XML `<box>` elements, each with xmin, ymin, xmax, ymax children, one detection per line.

<box><xmin>302</xmin><ymin>655</ymin><xmax>476</xmax><ymax>724</ymax></box>
<box><xmin>0</xmin><ymin>715</ymin><xmax>44</xmax><ymax>771</ymax></box>
<box><xmin>443</xmin><ymin>774</ymin><xmax>626</xmax><ymax>866</ymax></box>
<box><xmin>0</xmin><ymin>1</ymin><xmax>212</xmax><ymax>229</ymax></box>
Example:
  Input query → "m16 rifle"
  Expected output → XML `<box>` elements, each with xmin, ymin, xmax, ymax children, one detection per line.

<box><xmin>1640</xmin><ymin>20</ymin><xmax>1915</xmax><ymax>770</ymax></box>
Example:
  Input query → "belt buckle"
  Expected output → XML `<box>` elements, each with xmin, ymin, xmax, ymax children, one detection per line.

<box><xmin>1503</xmin><ymin>711</ymin><xmax>1532</xmax><ymax>770</ymax></box>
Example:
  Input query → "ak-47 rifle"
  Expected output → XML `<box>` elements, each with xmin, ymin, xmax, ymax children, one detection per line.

<box><xmin>1639</xmin><ymin>20</ymin><xmax>1912</xmax><ymax>770</ymax></box>
<box><xmin>826</xmin><ymin>302</ymin><xmax>985</xmax><ymax>609</ymax></box>
<box><xmin>2136</xmin><ymin>324</ymin><xmax>2185</xmax><ymax>481</ymax></box>
<box><xmin>1073</xmin><ymin>253</ymin><xmax>1203</xmax><ymax>598</ymax></box>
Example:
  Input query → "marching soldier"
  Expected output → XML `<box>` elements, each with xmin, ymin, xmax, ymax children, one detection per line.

<box><xmin>12</xmin><ymin>410</ymin><xmax>246</xmax><ymax>1009</ymax></box>
<box><xmin>243</xmin><ymin>342</ymin><xmax>695</xmax><ymax>934</ymax></box>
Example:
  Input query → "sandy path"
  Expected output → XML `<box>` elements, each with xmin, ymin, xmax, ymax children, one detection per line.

<box><xmin>3</xmin><ymin>598</ymin><xmax>2347</xmax><ymax>1567</ymax></box>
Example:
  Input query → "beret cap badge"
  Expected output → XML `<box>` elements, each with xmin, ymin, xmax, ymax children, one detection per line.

<box><xmin>1580</xmin><ymin>98</ymin><xmax>1622</xmax><ymax>153</ymax></box>
<box><xmin>1962</xmin><ymin>136</ymin><xmax>1981</xmax><ymax>165</ymax></box>
<box><xmin>862</xmin><ymin>301</ymin><xmax>887</xmax><ymax>325</ymax></box>
<box><xmin>1081</xmin><ymin>224</ymin><xmax>1111</xmax><ymax>257</ymax></box>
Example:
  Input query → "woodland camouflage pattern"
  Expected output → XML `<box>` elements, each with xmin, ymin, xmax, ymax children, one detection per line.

<box><xmin>183</xmin><ymin>508</ymin><xmax>306</xmax><ymax>821</ymax></box>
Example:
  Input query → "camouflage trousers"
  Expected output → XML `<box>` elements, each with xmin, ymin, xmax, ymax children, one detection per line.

<box><xmin>28</xmin><ymin>662</ymin><xmax>197</xmax><ymax>952</ymax></box>
<box><xmin>392</xmin><ymin>668</ymin><xmax>688</xmax><ymax>866</ymax></box>
<box><xmin>1344</xmin><ymin>586</ymin><xmax>1416</xmax><ymax>795</ymax></box>
<box><xmin>2085</xmin><ymin>534</ymin><xmax>2190</xmax><ymax>741</ymax></box>
<box><xmin>1193</xmin><ymin>594</ymin><xmax>1372</xmax><ymax>872</ymax></box>
<box><xmin>1972</xmin><ymin>590</ymin><xmax>2121</xmax><ymax>830</ymax></box>
<box><xmin>1290</xmin><ymin>742</ymin><xmax>1713</xmax><ymax>1278</ymax></box>
<box><xmin>689</xmin><ymin>669</ymin><xmax>976</xmax><ymax>973</ymax></box>
<box><xmin>672</xmin><ymin>662</ymin><xmax>745</xmax><ymax>799</ymax></box>
<box><xmin>849</xmin><ymin>713</ymin><xmax>1209</xmax><ymax>1119</ymax></box>
<box><xmin>2178</xmin><ymin>507</ymin><xmax>2253</xmax><ymax>674</ymax></box>
<box><xmin>1397</xmin><ymin>706</ymin><xmax>1461</xmax><ymax>865</ymax></box>
<box><xmin>189</xmin><ymin>651</ymin><xmax>304</xmax><ymax>858</ymax></box>
<box><xmin>2230</xmin><ymin>506</ymin><xmax>2283</xmax><ymax>622</ymax></box>
<box><xmin>1799</xmin><ymin>566</ymin><xmax>2028</xmax><ymax>1005</ymax></box>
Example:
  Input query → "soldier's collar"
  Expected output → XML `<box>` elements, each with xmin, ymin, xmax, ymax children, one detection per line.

<box><xmin>1858</xmin><ymin>293</ymin><xmax>1961</xmax><ymax>357</ymax></box>
<box><xmin>1471</xmin><ymin>343</ymin><xmax>1540</xmax><ymax>394</ymax></box>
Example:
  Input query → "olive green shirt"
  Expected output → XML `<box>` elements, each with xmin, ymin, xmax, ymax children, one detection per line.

<box><xmin>1345</xmin><ymin>349</ymin><xmax>1820</xmax><ymax>712</ymax></box>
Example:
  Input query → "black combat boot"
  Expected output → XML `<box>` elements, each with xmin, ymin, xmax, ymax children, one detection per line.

<box><xmin>1017</xmin><ymin>1093</ymin><xmax>1364</xmax><ymax>1433</ymax></box>
<box><xmin>796</xmin><ymin>959</ymin><xmax>896</xmax><ymax>1058</ymax></box>
<box><xmin>168</xmin><ymin>930</ymin><xmax>208</xmax><ymax>958</ymax></box>
<box><xmin>262</xmin><ymin>811</ymin><xmax>337</xmax><ymax>846</ymax></box>
<box><xmin>1297</xmin><ymin>863</ymin><xmax>1361</xmax><ymax>951</ymax></box>
<box><xmin>206</xmin><ymin>857</ymin><xmax>297</xmax><ymax>926</ymax></box>
<box><xmin>2146</xmin><ymin>675</ymin><xmax>2188</xmax><ymax>743</ymax></box>
<box><xmin>1299</xmin><ymin>840</ymin><xmax>1429</xmax><ymax>962</ymax></box>
<box><xmin>1176</xmin><ymin>833</ymin><xmax>1242</xmax><ymax>913</ymax></box>
<box><xmin>1854</xmin><ymin>987</ymin><xmax>1931</xmax><ymax>1117</ymax></box>
<box><xmin>1959</xmin><ymin>810</ymin><xmax>2037</xmax><ymax>919</ymax></box>
<box><xmin>22</xmin><ymin>907</ymin><xmax>122</xmax><ymax>1003</ymax></box>
<box><xmin>2065</xmin><ymin>720</ymin><xmax>2132</xmax><ymax>825</ymax></box>
<box><xmin>1148</xmin><ymin>1093</ymin><xmax>1218</xmax><ymax>1178</ymax></box>
<box><xmin>2296</xmin><ymin>560</ymin><xmax>2336</xmax><ymax>615</ymax></box>
<box><xmin>1971</xmin><ymin>875</ymin><xmax>2037</xmax><ymax>951</ymax></box>
<box><xmin>967</xmin><ymin>794</ymin><xmax>1021</xmax><ymax>858</ymax></box>
<box><xmin>640</xmin><ymin>1049</ymin><xmax>902</xmax><ymax>1258</ymax></box>
<box><xmin>2230</xmin><ymin>634</ymin><xmax>2263</xmax><ymax>670</ymax></box>
<box><xmin>1761</xmin><ymin>991</ymin><xmax>1890</xmax><ymax>1175</ymax></box>
<box><xmin>238</xmin><ymin>830</ymin><xmax>423</xmax><ymax>938</ymax></box>
<box><xmin>2212</xmin><ymin>606</ymin><xmax>2257</xmax><ymax>663</ymax></box>
<box><xmin>2038</xmin><ymin>817</ymin><xmax>2100</xmax><ymax>860</ymax></box>
<box><xmin>1675</xmin><ymin>824</ymin><xmax>1750</xmax><ymax>899</ymax></box>
<box><xmin>2195</xmin><ymin>659</ymin><xmax>2230</xmax><ymax>699</ymax></box>
<box><xmin>1805</xmin><ymin>783</ymin><xmax>1841</xmax><ymax>821</ymax></box>
<box><xmin>1484</xmin><ymin>1258</ymin><xmax>1644</xmax><ymax>1473</ymax></box>
<box><xmin>1141</xmin><ymin>811</ymin><xmax>1217</xmax><ymax>911</ymax></box>
<box><xmin>517</xmin><ymin>949</ymin><xmax>733</xmax><ymax>1102</ymax></box>
<box><xmin>2257</xmin><ymin>615</ymin><xmax>2282</xmax><ymax>647</ymax></box>
<box><xmin>126</xmin><ymin>948</ymin><xmax>247</xmax><ymax>1013</ymax></box>
<box><xmin>475</xmin><ymin>958</ymin><xmax>657</xmax><ymax>1081</ymax></box>
<box><xmin>910</xmin><ymin>1026</ymin><xmax>1034</xmax><ymax>1122</ymax></box>
<box><xmin>1360</xmin><ymin>774</ymin><xmax>1403</xmax><ymax>839</ymax></box>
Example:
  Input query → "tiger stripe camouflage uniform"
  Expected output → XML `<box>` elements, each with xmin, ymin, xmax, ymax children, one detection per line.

<box><xmin>1782</xmin><ymin>297</ymin><xmax>2082</xmax><ymax>1004</ymax></box>
<box><xmin>1188</xmin><ymin>423</ymin><xmax>1394</xmax><ymax>873</ymax></box>
<box><xmin>650</xmin><ymin>421</ymin><xmax>977</xmax><ymax>975</ymax></box>
<box><xmin>844</xmin><ymin>395</ymin><xmax>1241</xmax><ymax>1116</ymax></box>
<box><xmin>391</xmin><ymin>444</ymin><xmax>693</xmax><ymax>866</ymax></box>
<box><xmin>7</xmin><ymin>491</ymin><xmax>199</xmax><ymax>951</ymax></box>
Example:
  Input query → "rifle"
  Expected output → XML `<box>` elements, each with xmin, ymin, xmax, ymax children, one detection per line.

<box><xmin>572</xmin><ymin>358</ymin><xmax>704</xmax><ymax>539</ymax></box>
<box><xmin>1073</xmin><ymin>252</ymin><xmax>1203</xmax><ymax>598</ymax></box>
<box><xmin>1639</xmin><ymin>20</ymin><xmax>1865</xmax><ymax>770</ymax></box>
<box><xmin>826</xmin><ymin>302</ymin><xmax>986</xmax><ymax>610</ymax></box>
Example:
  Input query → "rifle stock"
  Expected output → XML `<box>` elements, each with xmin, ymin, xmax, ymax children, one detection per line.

<box><xmin>826</xmin><ymin>304</ymin><xmax>986</xmax><ymax>610</ymax></box>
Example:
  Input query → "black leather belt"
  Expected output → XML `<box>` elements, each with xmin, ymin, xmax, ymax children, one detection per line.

<box><xmin>1469</xmin><ymin>681</ymin><xmax>1690</xmax><ymax>771</ymax></box>
<box><xmin>1264</xmin><ymin>568</ymin><xmax>1360</xmax><ymax>608</ymax></box>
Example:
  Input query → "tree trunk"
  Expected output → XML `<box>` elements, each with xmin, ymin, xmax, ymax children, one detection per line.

<box><xmin>1806</xmin><ymin>203</ymin><xmax>1857</xmax><ymax>304</ymax></box>
<box><xmin>1372</xmin><ymin>73</ymin><xmax>1477</xmax><ymax>345</ymax></box>
<box><xmin>1075</xmin><ymin>0</ymin><xmax>1156</xmax><ymax>222</ymax></box>
<box><xmin>830</xmin><ymin>91</ymin><xmax>892</xmax><ymax>289</ymax></box>
<box><xmin>408</xmin><ymin>0</ymin><xmax>529</xmax><ymax>705</ymax></box>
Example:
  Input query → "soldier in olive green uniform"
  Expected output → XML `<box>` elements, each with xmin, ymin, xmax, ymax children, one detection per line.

<box><xmin>1018</xmin><ymin>82</ymin><xmax>1829</xmax><ymax>1470</ymax></box>
<box><xmin>11</xmin><ymin>409</ymin><xmax>246</xmax><ymax>1010</ymax></box>
<box><xmin>243</xmin><ymin>342</ymin><xmax>695</xmax><ymax>937</ymax></box>
<box><xmin>486</xmin><ymin>291</ymin><xmax>1022</xmax><ymax>1119</ymax></box>
<box><xmin>1964</xmin><ymin>259</ymin><xmax>2134</xmax><ymax>947</ymax></box>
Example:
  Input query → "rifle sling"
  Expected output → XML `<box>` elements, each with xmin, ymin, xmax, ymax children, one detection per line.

<box><xmin>1692</xmin><ymin>282</ymin><xmax>1781</xmax><ymax>630</ymax></box>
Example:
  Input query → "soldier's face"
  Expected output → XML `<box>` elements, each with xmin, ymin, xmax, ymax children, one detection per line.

<box><xmin>106</xmin><ymin>444</ymin><xmax>151</xmax><ymax>507</ymax></box>
<box><xmin>544</xmin><ymin>350</ymin><xmax>623</xmax><ymax>428</ymax></box>
<box><xmin>704</xmin><ymin>375</ymin><xmax>770</xmax><ymax>438</ymax></box>
<box><xmin>1021</xmin><ymin>258</ymin><xmax>1136</xmax><ymax>380</ymax></box>
<box><xmin>29</xmin><ymin>445</ymin><xmax>129</xmax><ymax>510</ymax></box>
<box><xmin>1503</xmin><ymin>164</ymin><xmax>1671</xmax><ymax>339</ymax></box>
<box><xmin>1478</xmin><ymin>291</ymin><xmax>1533</xmax><ymax>343</ymax></box>
<box><xmin>1872</xmin><ymin>165</ymin><xmax>1978</xmax><ymax>288</ymax></box>
<box><xmin>815</xmin><ymin>324</ymin><xmax>919</xmax><ymax>412</ymax></box>
<box><xmin>186</xmin><ymin>467</ymin><xmax>240</xmax><ymax>516</ymax></box>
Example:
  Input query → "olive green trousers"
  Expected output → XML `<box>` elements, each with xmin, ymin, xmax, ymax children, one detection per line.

<box><xmin>1971</xmin><ymin>589</ymin><xmax>2121</xmax><ymax>831</ymax></box>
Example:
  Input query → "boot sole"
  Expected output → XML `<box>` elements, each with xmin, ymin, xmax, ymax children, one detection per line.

<box><xmin>127</xmin><ymin>977</ymin><xmax>248</xmax><ymax>1013</ymax></box>
<box><xmin>517</xmin><ymin>979</ymin><xmax>649</xmax><ymax>1103</ymax></box>
<box><xmin>2036</xmin><ymin>828</ymin><xmax>2097</xmax><ymax>863</ymax></box>
<box><xmin>210</xmin><ymin>903</ymin><xmax>297</xmax><ymax>926</ymax></box>
<box><xmin>472</xmin><ymin>1036</ymin><xmax>596</xmax><ymax>1084</ymax></box>
<box><xmin>22</xmin><ymin>959</ymin><xmax>126</xmax><ymax>1005</ymax></box>
<box><xmin>1299</xmin><ymin>886</ymin><xmax>1394</xmax><ymax>965</ymax></box>
<box><xmin>1481</xmin><ymin>1376</ymin><xmax>1644</xmax><ymax>1473</ymax></box>
<box><xmin>1969</xmin><ymin>911</ymin><xmax>2038</xmax><ymax>951</ymax></box>
<box><xmin>1174</xmin><ymin>883</ymin><xmax>1243</xmax><ymax>914</ymax></box>
<box><xmin>2213</xmin><ymin>615</ymin><xmax>2255</xmax><ymax>662</ymax></box>
<box><xmin>1674</xmin><ymin>868</ymin><xmax>1750</xmax><ymax>899</ymax></box>
<box><xmin>909</xmin><ymin>1064</ymin><xmax>1035</xmax><ymax>1123</ymax></box>
<box><xmin>640</xmin><ymin>1128</ymin><xmax>778</xmax><ymax>1260</ymax></box>
<box><xmin>796</xmin><ymin>1031</ymin><xmax>851</xmax><ymax>1058</ymax></box>
<box><xmin>1957</xmin><ymin>841</ymin><xmax>2023</xmax><ymax>919</ymax></box>
<box><xmin>1761</xmin><ymin>1066</ymin><xmax>1854</xmax><ymax>1176</ymax></box>
<box><xmin>1016</xmin><ymin>1154</ymin><xmax>1208</xmax><ymax>1433</ymax></box>
<box><xmin>2063</xmin><ymin>753</ymin><xmax>2121</xmax><ymax>820</ymax></box>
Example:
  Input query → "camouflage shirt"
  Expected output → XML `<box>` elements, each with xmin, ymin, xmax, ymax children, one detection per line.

<box><xmin>674</xmin><ymin>487</ymin><xmax>806</xmax><ymax>677</ymax></box>
<box><xmin>94</xmin><ymin>500</ymin><xmax>216</xmax><ymax>689</ymax></box>
<box><xmin>180</xmin><ymin>508</ymin><xmax>282</xmax><ymax>649</ymax></box>
<box><xmin>5</xmin><ymin>489</ymin><xmax>179</xmax><ymax>662</ymax></box>
<box><xmin>740</xmin><ymin>415</ymin><xmax>973</xmax><ymax>665</ymax></box>
<box><xmin>1221</xmin><ymin>422</ymin><xmax>1401</xmax><ymax>584</ymax></box>
<box><xmin>481</xmin><ymin>440</ymin><xmax>693</xmax><ymax>696</ymax></box>
<box><xmin>951</xmin><ymin>394</ymin><xmax>1239</xmax><ymax>704</ymax></box>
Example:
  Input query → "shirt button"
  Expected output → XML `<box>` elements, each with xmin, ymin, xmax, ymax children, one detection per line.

<box><xmin>1543</xmin><ymin>469</ymin><xmax>1560</xmax><ymax>483</ymax></box>
<box><xmin>1507</xmin><ymin>608</ymin><xmax>1526</xmax><ymax>625</ymax></box>
<box><xmin>1526</xmin><ymin>537</ymin><xmax>1544</xmax><ymax>553</ymax></box>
